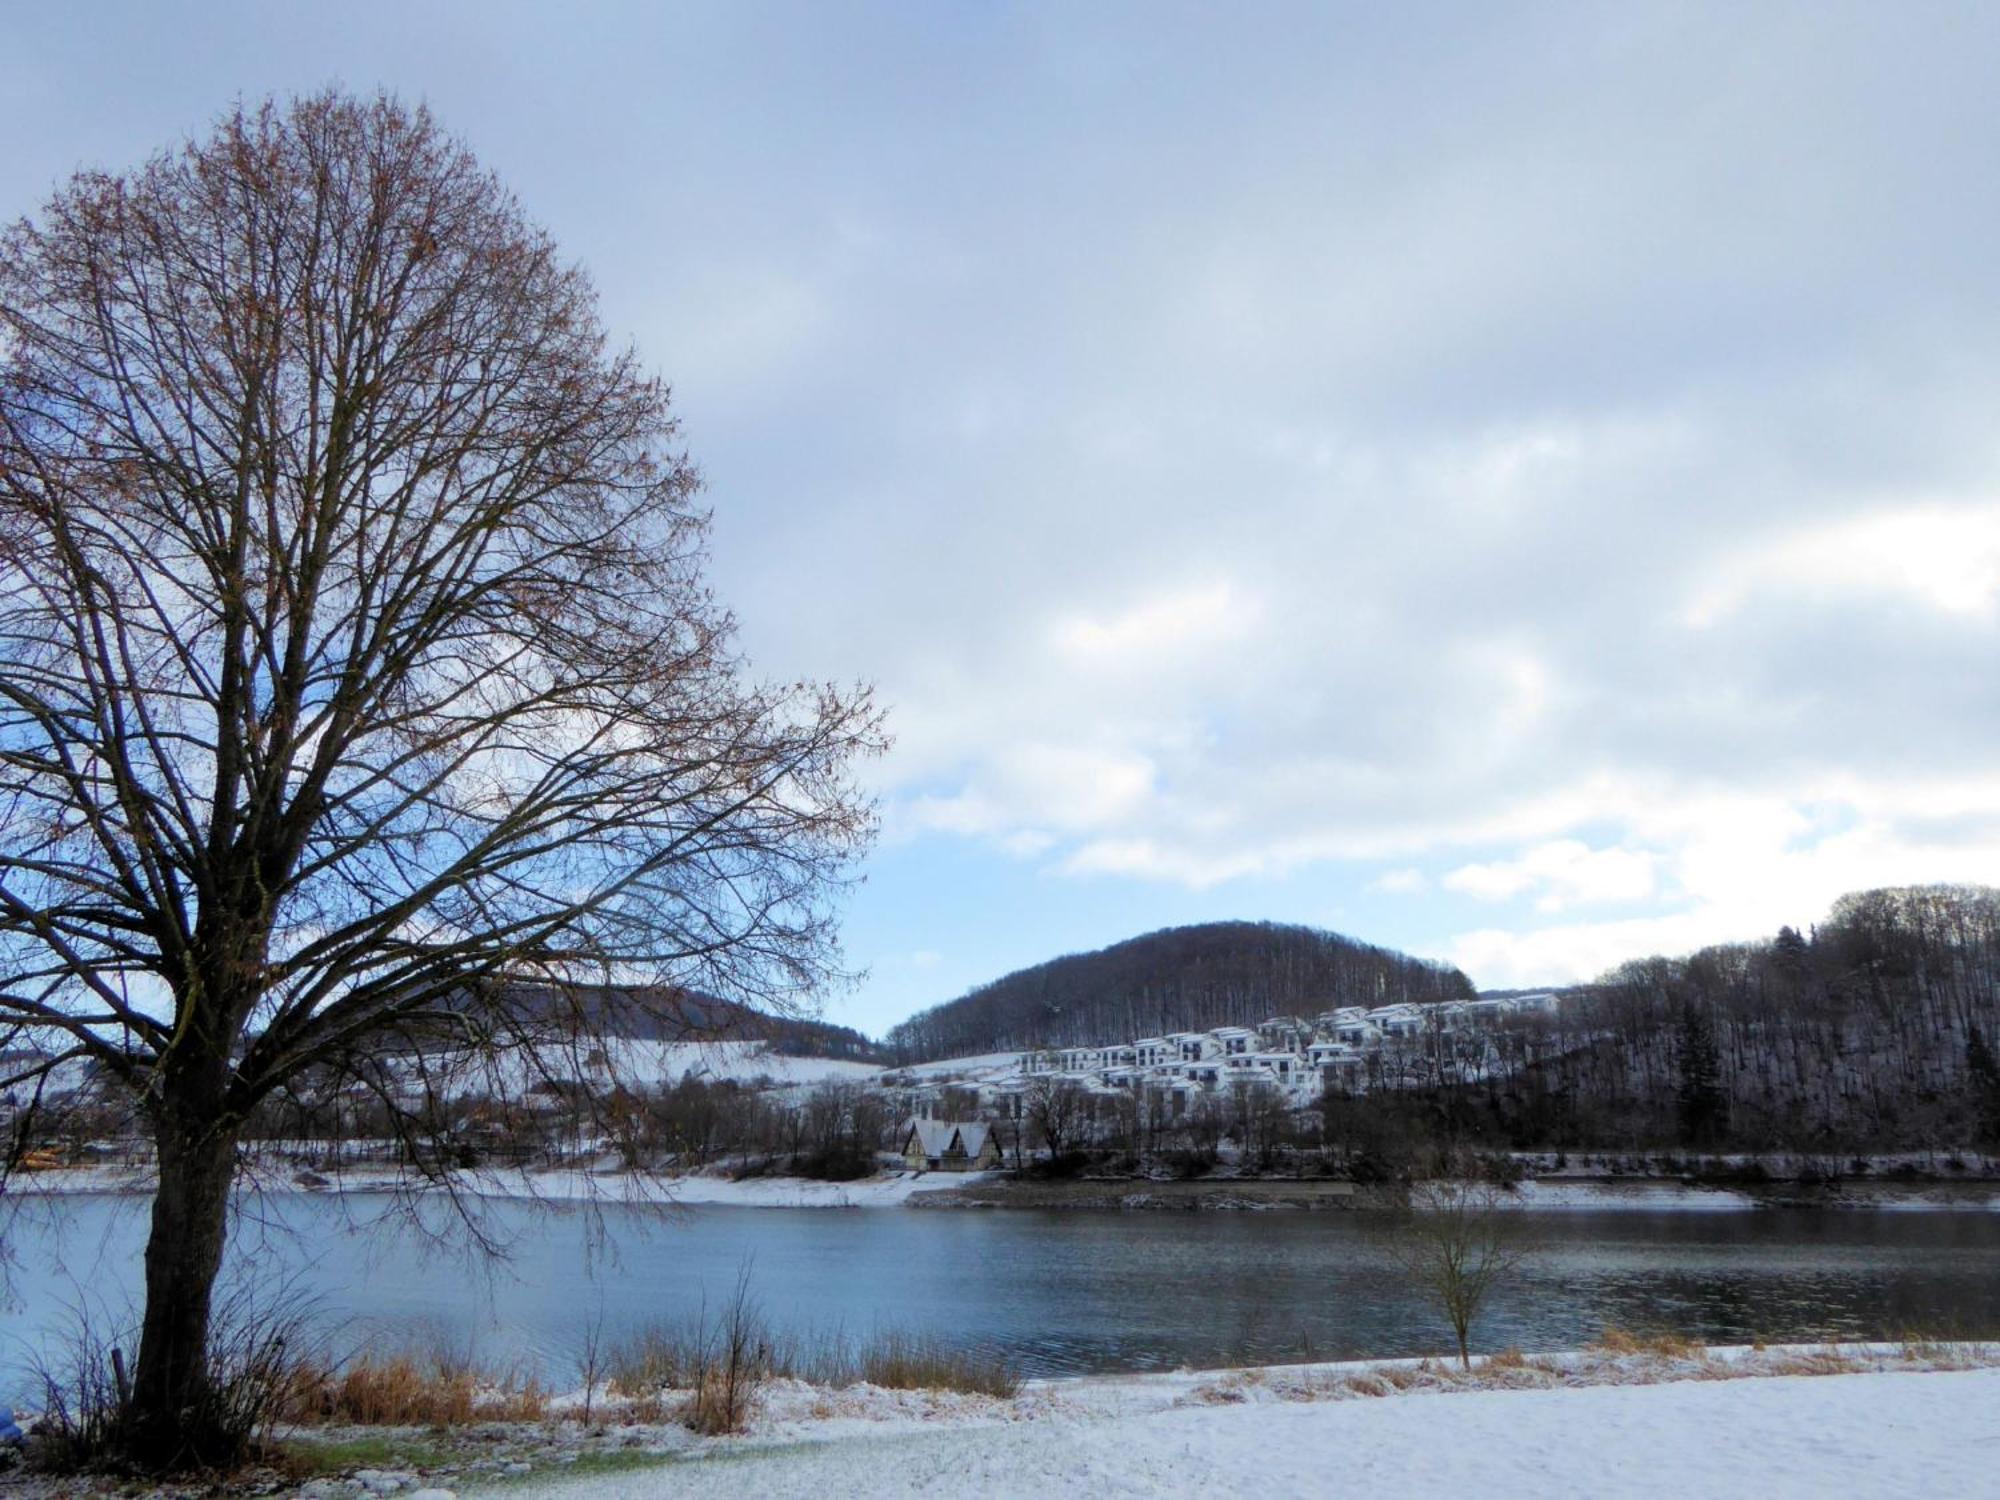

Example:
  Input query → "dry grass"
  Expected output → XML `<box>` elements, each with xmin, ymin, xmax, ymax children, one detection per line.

<box><xmin>1892</xmin><ymin>1323</ymin><xmax>1998</xmax><ymax>1368</ymax></box>
<box><xmin>608</xmin><ymin>1320</ymin><xmax>1018</xmax><ymax>1405</ymax></box>
<box><xmin>606</xmin><ymin>1328</ymin><xmax>704</xmax><ymax>1399</ymax></box>
<box><xmin>290</xmin><ymin>1352</ymin><xmax>549</xmax><ymax>1427</ymax></box>
<box><xmin>680</xmin><ymin>1368</ymin><xmax>756</xmax><ymax>1437</ymax></box>
<box><xmin>1761</xmin><ymin>1350</ymin><xmax>1863</xmax><ymax>1378</ymax></box>
<box><xmin>1592</xmin><ymin>1325</ymin><xmax>1705</xmax><ymax>1359</ymax></box>
<box><xmin>1184</xmin><ymin>1381</ymin><xmax>1250</xmax><ymax>1406</ymax></box>
<box><xmin>858</xmin><ymin>1332</ymin><xmax>1021</xmax><ymax>1399</ymax></box>
<box><xmin>1375</xmin><ymin>1363</ymin><xmax>1427</xmax><ymax>1391</ymax></box>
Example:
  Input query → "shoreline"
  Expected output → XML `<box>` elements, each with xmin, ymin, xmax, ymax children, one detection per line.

<box><xmin>9</xmin><ymin>1161</ymin><xmax>2000</xmax><ymax>1213</ymax></box>
<box><xmin>9</xmin><ymin>1341</ymin><xmax>1988</xmax><ymax>1498</ymax></box>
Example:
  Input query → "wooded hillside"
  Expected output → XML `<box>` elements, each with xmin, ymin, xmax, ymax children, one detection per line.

<box><xmin>1472</xmin><ymin>884</ymin><xmax>2000</xmax><ymax>1151</ymax></box>
<box><xmin>498</xmin><ymin>982</ymin><xmax>880</xmax><ymax>1060</ymax></box>
<box><xmin>884</xmin><ymin>921</ymin><xmax>1474</xmax><ymax>1062</ymax></box>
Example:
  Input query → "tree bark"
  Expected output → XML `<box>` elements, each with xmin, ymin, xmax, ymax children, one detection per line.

<box><xmin>124</xmin><ymin>1107</ymin><xmax>239</xmax><ymax>1467</ymax></box>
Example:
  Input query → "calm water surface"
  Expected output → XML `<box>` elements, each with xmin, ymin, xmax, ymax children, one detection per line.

<box><xmin>4</xmin><ymin>1194</ymin><xmax>1998</xmax><ymax>1388</ymax></box>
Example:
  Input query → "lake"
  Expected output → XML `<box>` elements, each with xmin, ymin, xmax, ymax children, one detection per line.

<box><xmin>4</xmin><ymin>1193</ymin><xmax>1998</xmax><ymax>1392</ymax></box>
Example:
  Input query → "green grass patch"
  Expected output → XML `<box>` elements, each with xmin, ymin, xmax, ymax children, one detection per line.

<box><xmin>282</xmin><ymin>1431</ymin><xmax>462</xmax><ymax>1475</ymax></box>
<box><xmin>470</xmin><ymin>1447</ymin><xmax>680</xmax><ymax>1488</ymax></box>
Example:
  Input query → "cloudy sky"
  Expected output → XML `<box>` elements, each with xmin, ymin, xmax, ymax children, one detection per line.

<box><xmin>6</xmin><ymin>2</ymin><xmax>1997</xmax><ymax>1035</ymax></box>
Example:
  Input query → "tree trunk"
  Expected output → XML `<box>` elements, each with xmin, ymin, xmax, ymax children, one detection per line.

<box><xmin>124</xmin><ymin>1115</ymin><xmax>240</xmax><ymax>1468</ymax></box>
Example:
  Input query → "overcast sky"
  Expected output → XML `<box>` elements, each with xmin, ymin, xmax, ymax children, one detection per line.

<box><xmin>6</xmin><ymin>2</ymin><xmax>1998</xmax><ymax>1035</ymax></box>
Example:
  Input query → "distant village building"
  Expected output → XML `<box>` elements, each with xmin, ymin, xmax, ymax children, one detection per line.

<box><xmin>1171</xmin><ymin>1031</ymin><xmax>1219</xmax><ymax>1062</ymax></box>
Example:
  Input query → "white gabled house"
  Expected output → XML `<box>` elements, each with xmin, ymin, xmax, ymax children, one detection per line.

<box><xmin>1332</xmin><ymin>1017</ymin><xmax>1381</xmax><ymax>1047</ymax></box>
<box><xmin>1366</xmin><ymin>1004</ymin><xmax>1424</xmax><ymax>1039</ymax></box>
<box><xmin>1308</xmin><ymin>1041</ymin><xmax>1368</xmax><ymax>1090</ymax></box>
<box><xmin>1251</xmin><ymin>1051</ymin><xmax>1303</xmax><ymax>1085</ymax></box>
<box><xmin>1256</xmin><ymin>1017</ymin><xmax>1310</xmax><ymax>1053</ymax></box>
<box><xmin>901</xmin><ymin>1118</ymin><xmax>1002</xmax><ymax>1172</ymax></box>
<box><xmin>1171</xmin><ymin>1031</ymin><xmax>1220</xmax><ymax>1062</ymax></box>
<box><xmin>1212</xmin><ymin>1026</ymin><xmax>1258</xmax><ymax>1056</ymax></box>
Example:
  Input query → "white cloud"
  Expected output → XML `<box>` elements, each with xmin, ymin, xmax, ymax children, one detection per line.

<box><xmin>904</xmin><ymin>742</ymin><xmax>1157</xmax><ymax>845</ymax></box>
<box><xmin>1443</xmin><ymin>840</ymin><xmax>1657</xmax><ymax>911</ymax></box>
<box><xmin>1685</xmin><ymin>502</ymin><xmax>2000</xmax><ymax>627</ymax></box>
<box><xmin>1050</xmin><ymin>580</ymin><xmax>1259</xmax><ymax>670</ymax></box>
<box><xmin>1446</xmin><ymin>776</ymin><xmax>2000</xmax><ymax>986</ymax></box>
<box><xmin>1368</xmin><ymin>868</ymin><xmax>1429</xmax><ymax>895</ymax></box>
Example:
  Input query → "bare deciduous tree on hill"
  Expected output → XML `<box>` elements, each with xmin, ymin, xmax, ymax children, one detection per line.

<box><xmin>0</xmin><ymin>91</ymin><xmax>881</xmax><ymax>1469</ymax></box>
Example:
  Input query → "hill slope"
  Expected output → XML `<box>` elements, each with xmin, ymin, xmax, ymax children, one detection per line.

<box><xmin>493</xmin><ymin>982</ymin><xmax>881</xmax><ymax>1061</ymax></box>
<box><xmin>884</xmin><ymin>921</ymin><xmax>1474</xmax><ymax>1062</ymax></box>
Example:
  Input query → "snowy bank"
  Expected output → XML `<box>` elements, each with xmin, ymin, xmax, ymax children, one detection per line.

<box><xmin>1505</xmin><ymin>1177</ymin><xmax>2000</xmax><ymax>1212</ymax></box>
<box><xmin>477</xmin><ymin>1351</ymin><xmax>2000</xmax><ymax>1499</ymax></box>
<box><xmin>4</xmin><ymin>1161</ymin><xmax>989</xmax><ymax>1210</ymax></box>
<box><xmin>10</xmin><ymin>1162</ymin><xmax>1996</xmax><ymax>1213</ymax></box>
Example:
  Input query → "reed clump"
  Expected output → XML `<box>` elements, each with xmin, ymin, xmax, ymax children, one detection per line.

<box><xmin>856</xmin><ymin>1330</ymin><xmax>1021</xmax><ymax>1398</ymax></box>
<box><xmin>1592</xmin><ymin>1325</ymin><xmax>1705</xmax><ymax>1359</ymax></box>
<box><xmin>296</xmin><ymin>1352</ymin><xmax>549</xmax><ymax>1427</ymax></box>
<box><xmin>606</xmin><ymin>1316</ymin><xmax>1020</xmax><ymax>1413</ymax></box>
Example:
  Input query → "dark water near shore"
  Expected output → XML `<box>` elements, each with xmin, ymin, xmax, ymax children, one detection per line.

<box><xmin>4</xmin><ymin>1194</ymin><xmax>1999</xmax><ymax>1390</ymax></box>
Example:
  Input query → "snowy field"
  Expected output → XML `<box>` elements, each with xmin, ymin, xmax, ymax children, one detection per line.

<box><xmin>504</xmin><ymin>1361</ymin><xmax>2000</xmax><ymax>1499</ymax></box>
<box><xmin>468</xmin><ymin>1039</ymin><xmax>886</xmax><ymax>1094</ymax></box>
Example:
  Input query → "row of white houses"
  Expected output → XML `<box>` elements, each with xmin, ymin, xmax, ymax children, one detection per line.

<box><xmin>1005</xmin><ymin>996</ymin><xmax>1562</xmax><ymax>1109</ymax></box>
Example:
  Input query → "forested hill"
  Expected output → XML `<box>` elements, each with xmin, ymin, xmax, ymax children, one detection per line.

<box><xmin>883</xmin><ymin>921</ymin><xmax>1475</xmax><ymax>1062</ymax></box>
<box><xmin>494</xmin><ymin>982</ymin><xmax>880</xmax><ymax>1060</ymax></box>
<box><xmin>1507</xmin><ymin>883</ymin><xmax>2000</xmax><ymax>1150</ymax></box>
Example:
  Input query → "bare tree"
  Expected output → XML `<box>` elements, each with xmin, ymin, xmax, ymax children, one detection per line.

<box><xmin>1023</xmin><ymin>1075</ymin><xmax>1088</xmax><ymax>1160</ymax></box>
<box><xmin>0</xmin><ymin>92</ymin><xmax>880</xmax><ymax>1468</ymax></box>
<box><xmin>1391</xmin><ymin>1181</ymin><xmax>1530</xmax><ymax>1369</ymax></box>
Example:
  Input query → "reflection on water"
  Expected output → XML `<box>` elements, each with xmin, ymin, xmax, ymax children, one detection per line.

<box><xmin>3</xmin><ymin>1194</ymin><xmax>1998</xmax><ymax>1384</ymax></box>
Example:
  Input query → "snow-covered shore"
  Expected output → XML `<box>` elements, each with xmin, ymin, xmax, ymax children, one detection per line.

<box><xmin>1</xmin><ymin>1161</ymin><xmax>995</xmax><ymax>1208</ymax></box>
<box><xmin>276</xmin><ymin>1344</ymin><xmax>1994</xmax><ymax>1498</ymax></box>
<box><xmin>12</xmin><ymin>1161</ymin><xmax>2000</xmax><ymax>1213</ymax></box>
<box><xmin>505</xmin><ymin>1361</ymin><xmax>2000</xmax><ymax>1499</ymax></box>
<box><xmin>4</xmin><ymin>1343</ymin><xmax>1993</xmax><ymax>1496</ymax></box>
<box><xmin>1504</xmin><ymin>1177</ymin><xmax>2000</xmax><ymax>1212</ymax></box>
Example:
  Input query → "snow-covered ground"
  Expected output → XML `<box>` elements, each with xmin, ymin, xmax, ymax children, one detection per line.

<box><xmin>490</xmin><ymin>1357</ymin><xmax>2000</xmax><ymax>1499</ymax></box>
<box><xmin>14</xmin><ymin>1160</ymin><xmax>1999</xmax><ymax>1213</ymax></box>
<box><xmin>1507</xmin><ymin>1177</ymin><xmax>2000</xmax><ymax>1212</ymax></box>
<box><xmin>882</xmin><ymin>1051</ymin><xmax>1023</xmax><ymax>1080</ymax></box>
<box><xmin>466</xmin><ymin>1038</ymin><xmax>886</xmax><ymax>1095</ymax></box>
<box><xmin>611</xmin><ymin>1169</ymin><xmax>993</xmax><ymax>1208</ymax></box>
<box><xmin>8</xmin><ymin>1159</ymin><xmax>989</xmax><ymax>1209</ymax></box>
<box><xmin>233</xmin><ymin>1159</ymin><xmax>987</xmax><ymax>1208</ymax></box>
<box><xmin>1507</xmin><ymin>1179</ymin><xmax>1764</xmax><ymax>1211</ymax></box>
